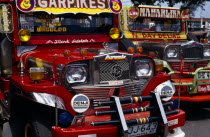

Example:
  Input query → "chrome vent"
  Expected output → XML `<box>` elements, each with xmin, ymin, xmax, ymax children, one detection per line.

<box><xmin>99</xmin><ymin>61</ymin><xmax>130</xmax><ymax>82</ymax></box>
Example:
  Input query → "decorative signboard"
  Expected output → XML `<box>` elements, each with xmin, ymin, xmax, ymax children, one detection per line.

<box><xmin>181</xmin><ymin>9</ymin><xmax>190</xmax><ymax>21</ymax></box>
<box><xmin>128</xmin><ymin>6</ymin><xmax>139</xmax><ymax>19</ymax></box>
<box><xmin>16</xmin><ymin>0</ymin><xmax>122</xmax><ymax>14</ymax></box>
<box><xmin>0</xmin><ymin>4</ymin><xmax>13</xmax><ymax>33</ymax></box>
<box><xmin>129</xmin><ymin>6</ymin><xmax>181</xmax><ymax>19</ymax></box>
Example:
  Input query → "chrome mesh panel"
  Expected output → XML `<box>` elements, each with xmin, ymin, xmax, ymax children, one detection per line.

<box><xmin>99</xmin><ymin>61</ymin><xmax>129</xmax><ymax>82</ymax></box>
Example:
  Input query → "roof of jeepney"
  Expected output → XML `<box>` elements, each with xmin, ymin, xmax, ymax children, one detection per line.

<box><xmin>135</xmin><ymin>5</ymin><xmax>180</xmax><ymax>10</ymax></box>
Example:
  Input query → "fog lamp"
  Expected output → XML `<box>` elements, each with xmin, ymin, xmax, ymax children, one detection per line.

<box><xmin>109</xmin><ymin>28</ymin><xmax>120</xmax><ymax>39</ymax></box>
<box><xmin>29</xmin><ymin>67</ymin><xmax>44</xmax><ymax>81</ymax></box>
<box><xmin>59</xmin><ymin>112</ymin><xmax>73</xmax><ymax>127</ymax></box>
<box><xmin>18</xmin><ymin>29</ymin><xmax>31</xmax><ymax>42</ymax></box>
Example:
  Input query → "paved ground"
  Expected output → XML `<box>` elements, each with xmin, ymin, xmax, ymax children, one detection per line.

<box><xmin>181</xmin><ymin>103</ymin><xmax>210</xmax><ymax>137</ymax></box>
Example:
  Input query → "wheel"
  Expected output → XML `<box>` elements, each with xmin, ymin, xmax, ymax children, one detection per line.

<box><xmin>24</xmin><ymin>121</ymin><xmax>51</xmax><ymax>137</ymax></box>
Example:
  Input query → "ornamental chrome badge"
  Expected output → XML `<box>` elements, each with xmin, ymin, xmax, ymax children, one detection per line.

<box><xmin>71</xmin><ymin>94</ymin><xmax>90</xmax><ymax>113</ymax></box>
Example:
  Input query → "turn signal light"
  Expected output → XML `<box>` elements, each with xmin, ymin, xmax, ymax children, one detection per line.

<box><xmin>128</xmin><ymin>47</ymin><xmax>135</xmax><ymax>54</ymax></box>
<box><xmin>29</xmin><ymin>67</ymin><xmax>44</xmax><ymax>81</ymax></box>
<box><xmin>136</xmin><ymin>47</ymin><xmax>143</xmax><ymax>53</ymax></box>
<box><xmin>109</xmin><ymin>28</ymin><xmax>120</xmax><ymax>39</ymax></box>
<box><xmin>80</xmin><ymin>49</ymin><xmax>88</xmax><ymax>57</ymax></box>
<box><xmin>64</xmin><ymin>50</ymin><xmax>71</xmax><ymax>58</ymax></box>
<box><xmin>155</xmin><ymin>60</ymin><xmax>164</xmax><ymax>72</ymax></box>
<box><xmin>18</xmin><ymin>29</ymin><xmax>31</xmax><ymax>42</ymax></box>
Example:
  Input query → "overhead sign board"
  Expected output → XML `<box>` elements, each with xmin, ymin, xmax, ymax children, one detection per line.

<box><xmin>16</xmin><ymin>0</ymin><xmax>122</xmax><ymax>14</ymax></box>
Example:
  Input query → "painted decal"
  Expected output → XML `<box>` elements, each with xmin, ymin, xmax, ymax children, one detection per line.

<box><xmin>104</xmin><ymin>54</ymin><xmax>126</xmax><ymax>60</ymax></box>
<box><xmin>0</xmin><ymin>4</ymin><xmax>13</xmax><ymax>33</ymax></box>
<box><xmin>16</xmin><ymin>0</ymin><xmax>35</xmax><ymax>12</ymax></box>
<box><xmin>109</xmin><ymin>0</ymin><xmax>122</xmax><ymax>14</ymax></box>
<box><xmin>197</xmin><ymin>85</ymin><xmax>210</xmax><ymax>93</ymax></box>
<box><xmin>108</xmin><ymin>81</ymin><xmax>123</xmax><ymax>85</ymax></box>
<box><xmin>168</xmin><ymin>119</ymin><xmax>178</xmax><ymax>126</ymax></box>
<box><xmin>72</xmin><ymin>39</ymin><xmax>96</xmax><ymax>43</ymax></box>
<box><xmin>46</xmin><ymin>39</ymin><xmax>96</xmax><ymax>44</ymax></box>
<box><xmin>128</xmin><ymin>6</ymin><xmax>139</xmax><ymax>19</ymax></box>
<box><xmin>125</xmin><ymin>31</ymin><xmax>187</xmax><ymax>39</ymax></box>
<box><xmin>181</xmin><ymin>9</ymin><xmax>190</xmax><ymax>21</ymax></box>
<box><xmin>71</xmin><ymin>94</ymin><xmax>90</xmax><ymax>113</ymax></box>
<box><xmin>15</xmin><ymin>0</ymin><xmax>122</xmax><ymax>14</ymax></box>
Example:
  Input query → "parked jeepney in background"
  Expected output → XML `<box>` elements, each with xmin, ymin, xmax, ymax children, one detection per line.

<box><xmin>0</xmin><ymin>1</ymin><xmax>185</xmax><ymax>137</ymax></box>
<box><xmin>119</xmin><ymin>5</ymin><xmax>210</xmax><ymax>102</ymax></box>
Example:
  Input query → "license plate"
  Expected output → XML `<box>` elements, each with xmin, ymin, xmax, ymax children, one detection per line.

<box><xmin>198</xmin><ymin>72</ymin><xmax>210</xmax><ymax>80</ymax></box>
<box><xmin>128</xmin><ymin>122</ymin><xmax>158</xmax><ymax>137</ymax></box>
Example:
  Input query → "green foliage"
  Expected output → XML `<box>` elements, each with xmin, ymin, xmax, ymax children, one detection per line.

<box><xmin>131</xmin><ymin>0</ymin><xmax>210</xmax><ymax>17</ymax></box>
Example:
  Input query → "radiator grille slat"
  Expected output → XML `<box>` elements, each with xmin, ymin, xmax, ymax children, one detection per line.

<box><xmin>183</xmin><ymin>48</ymin><xmax>202</xmax><ymax>58</ymax></box>
<box><xmin>169</xmin><ymin>61</ymin><xmax>208</xmax><ymax>72</ymax></box>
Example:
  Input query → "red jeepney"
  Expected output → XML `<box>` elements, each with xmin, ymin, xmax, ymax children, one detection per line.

<box><xmin>0</xmin><ymin>1</ymin><xmax>185</xmax><ymax>137</ymax></box>
<box><xmin>120</xmin><ymin>5</ymin><xmax>210</xmax><ymax>102</ymax></box>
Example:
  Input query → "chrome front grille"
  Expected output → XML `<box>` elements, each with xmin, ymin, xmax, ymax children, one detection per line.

<box><xmin>74</xmin><ymin>88</ymin><xmax>111</xmax><ymax>99</ymax></box>
<box><xmin>183</xmin><ymin>47</ymin><xmax>202</xmax><ymax>58</ymax></box>
<box><xmin>121</xmin><ymin>80</ymin><xmax>148</xmax><ymax>96</ymax></box>
<box><xmin>99</xmin><ymin>61</ymin><xmax>130</xmax><ymax>82</ymax></box>
<box><xmin>169</xmin><ymin>61</ymin><xmax>208</xmax><ymax>72</ymax></box>
<box><xmin>74</xmin><ymin>80</ymin><xmax>149</xmax><ymax>100</ymax></box>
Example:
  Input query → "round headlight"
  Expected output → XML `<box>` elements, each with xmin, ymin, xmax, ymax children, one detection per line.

<box><xmin>109</xmin><ymin>28</ymin><xmax>120</xmax><ymax>39</ymax></box>
<box><xmin>66</xmin><ymin>66</ymin><xmax>87</xmax><ymax>83</ymax></box>
<box><xmin>167</xmin><ymin>48</ymin><xmax>177</xmax><ymax>57</ymax></box>
<box><xmin>18</xmin><ymin>29</ymin><xmax>31</xmax><ymax>42</ymax></box>
<box><xmin>204</xmin><ymin>48</ymin><xmax>210</xmax><ymax>56</ymax></box>
<box><xmin>136</xmin><ymin>62</ymin><xmax>151</xmax><ymax>77</ymax></box>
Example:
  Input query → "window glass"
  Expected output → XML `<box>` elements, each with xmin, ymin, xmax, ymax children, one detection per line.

<box><xmin>19</xmin><ymin>12</ymin><xmax>113</xmax><ymax>34</ymax></box>
<box><xmin>129</xmin><ymin>18</ymin><xmax>181</xmax><ymax>33</ymax></box>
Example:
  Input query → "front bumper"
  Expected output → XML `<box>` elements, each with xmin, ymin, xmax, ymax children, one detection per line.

<box><xmin>167</xmin><ymin>127</ymin><xmax>185</xmax><ymax>137</ymax></box>
<box><xmin>52</xmin><ymin>109</ymin><xmax>185</xmax><ymax>137</ymax></box>
<box><xmin>170</xmin><ymin>66</ymin><xmax>210</xmax><ymax>102</ymax></box>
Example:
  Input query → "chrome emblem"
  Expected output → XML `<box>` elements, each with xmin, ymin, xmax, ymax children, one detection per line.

<box><xmin>111</xmin><ymin>65</ymin><xmax>122</xmax><ymax>77</ymax></box>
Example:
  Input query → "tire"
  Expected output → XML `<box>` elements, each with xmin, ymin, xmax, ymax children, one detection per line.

<box><xmin>24</xmin><ymin>121</ymin><xmax>51</xmax><ymax>137</ymax></box>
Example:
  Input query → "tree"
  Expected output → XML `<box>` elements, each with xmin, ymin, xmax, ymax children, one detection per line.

<box><xmin>131</xmin><ymin>0</ymin><xmax>210</xmax><ymax>16</ymax></box>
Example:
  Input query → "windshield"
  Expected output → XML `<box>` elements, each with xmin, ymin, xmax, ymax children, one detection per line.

<box><xmin>19</xmin><ymin>12</ymin><xmax>113</xmax><ymax>35</ymax></box>
<box><xmin>129</xmin><ymin>18</ymin><xmax>181</xmax><ymax>33</ymax></box>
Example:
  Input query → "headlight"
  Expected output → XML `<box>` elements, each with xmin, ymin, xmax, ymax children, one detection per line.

<box><xmin>167</xmin><ymin>48</ymin><xmax>178</xmax><ymax>58</ymax></box>
<box><xmin>65</xmin><ymin>65</ymin><xmax>87</xmax><ymax>83</ymax></box>
<box><xmin>155</xmin><ymin>80</ymin><xmax>175</xmax><ymax>101</ymax></box>
<box><xmin>135</xmin><ymin>60</ymin><xmax>153</xmax><ymax>77</ymax></box>
<box><xmin>32</xmin><ymin>93</ymin><xmax>65</xmax><ymax>109</ymax></box>
<box><xmin>204</xmin><ymin>48</ymin><xmax>210</xmax><ymax>57</ymax></box>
